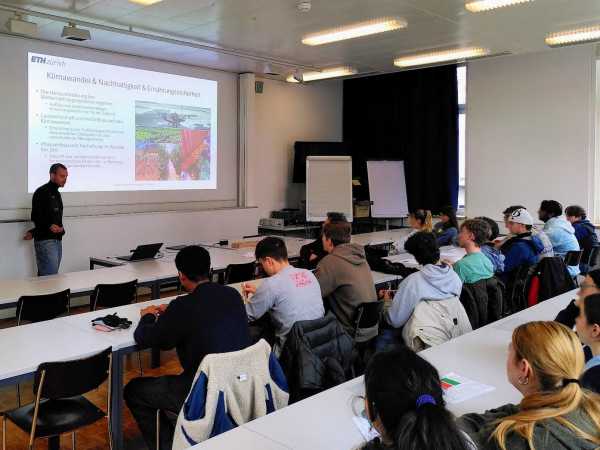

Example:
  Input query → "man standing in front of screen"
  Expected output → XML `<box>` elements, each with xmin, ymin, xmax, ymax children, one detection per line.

<box><xmin>30</xmin><ymin>163</ymin><xmax>68</xmax><ymax>276</ymax></box>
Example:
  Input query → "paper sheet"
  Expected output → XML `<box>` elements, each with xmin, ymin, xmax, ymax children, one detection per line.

<box><xmin>441</xmin><ymin>372</ymin><xmax>495</xmax><ymax>404</ymax></box>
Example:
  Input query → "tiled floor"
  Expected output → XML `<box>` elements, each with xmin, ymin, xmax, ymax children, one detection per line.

<box><xmin>0</xmin><ymin>296</ymin><xmax>182</xmax><ymax>450</ymax></box>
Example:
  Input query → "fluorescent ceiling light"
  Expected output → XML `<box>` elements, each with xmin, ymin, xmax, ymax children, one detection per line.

<box><xmin>465</xmin><ymin>0</ymin><xmax>533</xmax><ymax>13</ymax></box>
<box><xmin>286</xmin><ymin>66</ymin><xmax>358</xmax><ymax>82</ymax></box>
<box><xmin>545</xmin><ymin>26</ymin><xmax>600</xmax><ymax>47</ymax></box>
<box><xmin>302</xmin><ymin>17</ymin><xmax>407</xmax><ymax>46</ymax></box>
<box><xmin>128</xmin><ymin>0</ymin><xmax>163</xmax><ymax>5</ymax></box>
<box><xmin>394</xmin><ymin>47</ymin><xmax>490</xmax><ymax>68</ymax></box>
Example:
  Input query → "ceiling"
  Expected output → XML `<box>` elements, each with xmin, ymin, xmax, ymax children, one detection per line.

<box><xmin>1</xmin><ymin>0</ymin><xmax>600</xmax><ymax>77</ymax></box>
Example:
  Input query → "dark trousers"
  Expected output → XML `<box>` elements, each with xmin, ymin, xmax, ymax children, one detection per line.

<box><xmin>124</xmin><ymin>375</ymin><xmax>190</xmax><ymax>450</ymax></box>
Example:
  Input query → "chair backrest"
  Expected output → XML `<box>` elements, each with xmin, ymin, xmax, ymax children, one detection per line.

<box><xmin>33</xmin><ymin>347</ymin><xmax>112</xmax><ymax>400</ymax></box>
<box><xmin>224</xmin><ymin>262</ymin><xmax>256</xmax><ymax>284</ymax></box>
<box><xmin>564</xmin><ymin>250</ymin><xmax>584</xmax><ymax>267</ymax></box>
<box><xmin>92</xmin><ymin>279</ymin><xmax>138</xmax><ymax>310</ymax></box>
<box><xmin>17</xmin><ymin>289</ymin><xmax>70</xmax><ymax>324</ymax></box>
<box><xmin>505</xmin><ymin>264</ymin><xmax>536</xmax><ymax>315</ymax></box>
<box><xmin>353</xmin><ymin>301</ymin><xmax>383</xmax><ymax>343</ymax></box>
<box><xmin>588</xmin><ymin>246</ymin><xmax>600</xmax><ymax>271</ymax></box>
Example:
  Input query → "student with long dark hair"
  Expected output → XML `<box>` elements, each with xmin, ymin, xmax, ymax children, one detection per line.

<box><xmin>434</xmin><ymin>205</ymin><xmax>459</xmax><ymax>246</ymax></box>
<box><xmin>361</xmin><ymin>347</ymin><xmax>473</xmax><ymax>450</ymax></box>
<box><xmin>392</xmin><ymin>209</ymin><xmax>432</xmax><ymax>252</ymax></box>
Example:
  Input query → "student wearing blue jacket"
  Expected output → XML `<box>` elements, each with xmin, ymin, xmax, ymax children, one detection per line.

<box><xmin>538</xmin><ymin>200</ymin><xmax>581</xmax><ymax>278</ymax></box>
<box><xmin>433</xmin><ymin>205</ymin><xmax>459</xmax><ymax>247</ymax></box>
<box><xmin>566</xmin><ymin>205</ymin><xmax>599</xmax><ymax>274</ymax></box>
<box><xmin>500</xmin><ymin>208</ymin><xmax>544</xmax><ymax>282</ymax></box>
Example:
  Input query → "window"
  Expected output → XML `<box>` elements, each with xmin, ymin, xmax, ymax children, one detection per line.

<box><xmin>457</xmin><ymin>65</ymin><xmax>467</xmax><ymax>214</ymax></box>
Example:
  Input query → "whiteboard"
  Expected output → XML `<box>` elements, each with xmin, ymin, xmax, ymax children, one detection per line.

<box><xmin>306</xmin><ymin>156</ymin><xmax>353</xmax><ymax>222</ymax></box>
<box><xmin>367</xmin><ymin>160</ymin><xmax>409</xmax><ymax>218</ymax></box>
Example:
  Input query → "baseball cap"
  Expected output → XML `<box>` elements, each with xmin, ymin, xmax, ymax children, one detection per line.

<box><xmin>509</xmin><ymin>208</ymin><xmax>533</xmax><ymax>226</ymax></box>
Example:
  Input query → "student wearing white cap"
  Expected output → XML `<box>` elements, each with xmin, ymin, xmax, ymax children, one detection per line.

<box><xmin>500</xmin><ymin>208</ymin><xmax>545</xmax><ymax>281</ymax></box>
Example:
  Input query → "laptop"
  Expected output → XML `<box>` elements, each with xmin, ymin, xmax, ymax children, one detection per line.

<box><xmin>116</xmin><ymin>243</ymin><xmax>163</xmax><ymax>261</ymax></box>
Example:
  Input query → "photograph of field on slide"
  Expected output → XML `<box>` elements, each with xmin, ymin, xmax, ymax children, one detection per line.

<box><xmin>135</xmin><ymin>101</ymin><xmax>211</xmax><ymax>181</ymax></box>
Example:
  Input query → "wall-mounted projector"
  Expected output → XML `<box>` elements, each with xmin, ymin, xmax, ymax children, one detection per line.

<box><xmin>7</xmin><ymin>17</ymin><xmax>38</xmax><ymax>36</ymax></box>
<box><xmin>61</xmin><ymin>23</ymin><xmax>91</xmax><ymax>41</ymax></box>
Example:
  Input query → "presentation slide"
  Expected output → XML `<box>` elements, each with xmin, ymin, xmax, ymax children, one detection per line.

<box><xmin>28</xmin><ymin>52</ymin><xmax>218</xmax><ymax>192</ymax></box>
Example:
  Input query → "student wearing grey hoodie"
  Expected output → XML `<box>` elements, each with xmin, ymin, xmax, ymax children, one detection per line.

<box><xmin>384</xmin><ymin>232</ymin><xmax>463</xmax><ymax>329</ymax></box>
<box><xmin>315</xmin><ymin>220</ymin><xmax>377</xmax><ymax>332</ymax></box>
<box><xmin>458</xmin><ymin>321</ymin><xmax>600</xmax><ymax>450</ymax></box>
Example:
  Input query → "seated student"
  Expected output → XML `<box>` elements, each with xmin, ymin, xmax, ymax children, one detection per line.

<box><xmin>538</xmin><ymin>200</ymin><xmax>581</xmax><ymax>278</ymax></box>
<box><xmin>452</xmin><ymin>219</ymin><xmax>494</xmax><ymax>284</ymax></box>
<box><xmin>576</xmin><ymin>293</ymin><xmax>600</xmax><ymax>393</ymax></box>
<box><xmin>556</xmin><ymin>268</ymin><xmax>600</xmax><ymax>329</ymax></box>
<box><xmin>501</xmin><ymin>205</ymin><xmax>554</xmax><ymax>259</ymax></box>
<box><xmin>392</xmin><ymin>209</ymin><xmax>432</xmax><ymax>252</ymax></box>
<box><xmin>124</xmin><ymin>246</ymin><xmax>250</xmax><ymax>450</ymax></box>
<box><xmin>458</xmin><ymin>321</ymin><xmax>600</xmax><ymax>450</ymax></box>
<box><xmin>315</xmin><ymin>220</ymin><xmax>377</xmax><ymax>333</ymax></box>
<box><xmin>475</xmin><ymin>216</ymin><xmax>505</xmax><ymax>274</ymax></box>
<box><xmin>243</xmin><ymin>237</ymin><xmax>325</xmax><ymax>355</ymax></box>
<box><xmin>383</xmin><ymin>232</ymin><xmax>462</xmax><ymax>330</ymax></box>
<box><xmin>361</xmin><ymin>347</ymin><xmax>474</xmax><ymax>450</ymax></box>
<box><xmin>566</xmin><ymin>205</ymin><xmax>599</xmax><ymax>274</ymax></box>
<box><xmin>298</xmin><ymin>211</ymin><xmax>346</xmax><ymax>270</ymax></box>
<box><xmin>499</xmin><ymin>208</ymin><xmax>544</xmax><ymax>281</ymax></box>
<box><xmin>434</xmin><ymin>205</ymin><xmax>460</xmax><ymax>247</ymax></box>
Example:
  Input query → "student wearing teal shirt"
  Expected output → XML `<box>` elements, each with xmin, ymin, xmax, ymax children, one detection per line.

<box><xmin>451</xmin><ymin>219</ymin><xmax>494</xmax><ymax>284</ymax></box>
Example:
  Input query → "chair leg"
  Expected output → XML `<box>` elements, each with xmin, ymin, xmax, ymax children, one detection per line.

<box><xmin>16</xmin><ymin>384</ymin><xmax>20</xmax><ymax>407</ymax></box>
<box><xmin>107</xmin><ymin>417</ymin><xmax>113</xmax><ymax>450</ymax></box>
<box><xmin>2</xmin><ymin>415</ymin><xmax>6</xmax><ymax>450</ymax></box>
<box><xmin>156</xmin><ymin>410</ymin><xmax>160</xmax><ymax>450</ymax></box>
<box><xmin>137</xmin><ymin>351</ymin><xmax>143</xmax><ymax>376</ymax></box>
<box><xmin>72</xmin><ymin>431</ymin><xmax>76</xmax><ymax>450</ymax></box>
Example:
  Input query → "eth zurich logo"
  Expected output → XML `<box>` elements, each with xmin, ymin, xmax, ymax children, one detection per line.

<box><xmin>30</xmin><ymin>55</ymin><xmax>66</xmax><ymax>67</ymax></box>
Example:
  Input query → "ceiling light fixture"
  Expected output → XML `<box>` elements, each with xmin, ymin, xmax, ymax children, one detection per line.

<box><xmin>394</xmin><ymin>47</ymin><xmax>490</xmax><ymax>68</ymax></box>
<box><xmin>7</xmin><ymin>14</ymin><xmax>37</xmax><ymax>36</ymax></box>
<box><xmin>61</xmin><ymin>22</ymin><xmax>91</xmax><ymax>41</ymax></box>
<box><xmin>545</xmin><ymin>26</ymin><xmax>600</xmax><ymax>47</ymax></box>
<box><xmin>465</xmin><ymin>0</ymin><xmax>533</xmax><ymax>13</ymax></box>
<box><xmin>128</xmin><ymin>0</ymin><xmax>163</xmax><ymax>5</ymax></box>
<box><xmin>286</xmin><ymin>66</ymin><xmax>358</xmax><ymax>83</ymax></box>
<box><xmin>302</xmin><ymin>17</ymin><xmax>407</xmax><ymax>46</ymax></box>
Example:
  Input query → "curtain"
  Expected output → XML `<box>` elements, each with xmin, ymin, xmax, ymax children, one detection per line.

<box><xmin>343</xmin><ymin>65</ymin><xmax>459</xmax><ymax>212</ymax></box>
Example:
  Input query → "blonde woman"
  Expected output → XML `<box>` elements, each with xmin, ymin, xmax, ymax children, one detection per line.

<box><xmin>458</xmin><ymin>321</ymin><xmax>600</xmax><ymax>450</ymax></box>
<box><xmin>392</xmin><ymin>209</ymin><xmax>433</xmax><ymax>253</ymax></box>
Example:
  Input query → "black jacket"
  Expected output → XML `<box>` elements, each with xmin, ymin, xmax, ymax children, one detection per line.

<box><xmin>535</xmin><ymin>257</ymin><xmax>575</xmax><ymax>302</ymax></box>
<box><xmin>460</xmin><ymin>277</ymin><xmax>504</xmax><ymax>329</ymax></box>
<box><xmin>582</xmin><ymin>365</ymin><xmax>600</xmax><ymax>394</ymax></box>
<box><xmin>31</xmin><ymin>181</ymin><xmax>64</xmax><ymax>241</ymax></box>
<box><xmin>298</xmin><ymin>237</ymin><xmax>327</xmax><ymax>270</ymax></box>
<box><xmin>134</xmin><ymin>282</ymin><xmax>251</xmax><ymax>390</ymax></box>
<box><xmin>279</xmin><ymin>313</ymin><xmax>353</xmax><ymax>403</ymax></box>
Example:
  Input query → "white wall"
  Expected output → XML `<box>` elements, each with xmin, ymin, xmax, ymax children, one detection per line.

<box><xmin>466</xmin><ymin>45</ymin><xmax>596</xmax><ymax>220</ymax></box>
<box><xmin>0</xmin><ymin>208</ymin><xmax>259</xmax><ymax>278</ymax></box>
<box><xmin>248</xmin><ymin>78</ymin><xmax>343</xmax><ymax>218</ymax></box>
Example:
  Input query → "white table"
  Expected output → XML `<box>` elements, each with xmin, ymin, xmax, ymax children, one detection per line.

<box><xmin>0</xmin><ymin>266</ymin><xmax>141</xmax><ymax>309</ymax></box>
<box><xmin>351</xmin><ymin>229</ymin><xmax>412</xmax><ymax>247</ymax></box>
<box><xmin>386</xmin><ymin>245</ymin><xmax>467</xmax><ymax>268</ymax></box>
<box><xmin>191</xmin><ymin>290</ymin><xmax>577</xmax><ymax>450</ymax></box>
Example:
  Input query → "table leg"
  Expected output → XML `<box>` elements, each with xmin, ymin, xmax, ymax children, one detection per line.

<box><xmin>48</xmin><ymin>436</ymin><xmax>59</xmax><ymax>450</ymax></box>
<box><xmin>150</xmin><ymin>282</ymin><xmax>161</xmax><ymax>368</ymax></box>
<box><xmin>110</xmin><ymin>350</ymin><xmax>124</xmax><ymax>450</ymax></box>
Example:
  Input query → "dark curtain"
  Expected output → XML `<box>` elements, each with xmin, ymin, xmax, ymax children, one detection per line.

<box><xmin>343</xmin><ymin>65</ymin><xmax>459</xmax><ymax>212</ymax></box>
